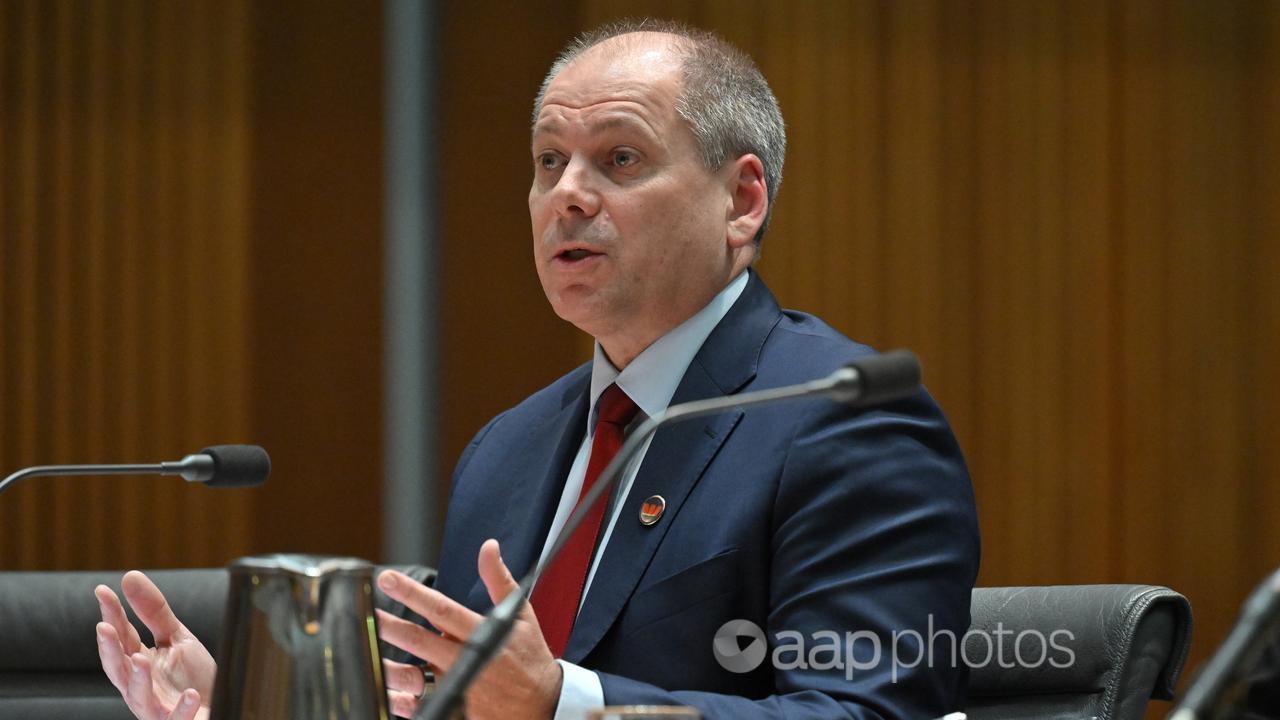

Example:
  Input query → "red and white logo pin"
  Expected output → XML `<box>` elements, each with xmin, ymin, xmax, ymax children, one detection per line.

<box><xmin>639</xmin><ymin>495</ymin><xmax>666</xmax><ymax>526</ymax></box>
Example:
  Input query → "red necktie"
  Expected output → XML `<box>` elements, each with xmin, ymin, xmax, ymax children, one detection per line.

<box><xmin>531</xmin><ymin>383</ymin><xmax>640</xmax><ymax>658</ymax></box>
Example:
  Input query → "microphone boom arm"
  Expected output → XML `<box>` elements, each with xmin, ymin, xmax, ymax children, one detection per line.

<box><xmin>1</xmin><ymin>464</ymin><xmax>160</xmax><ymax>496</ymax></box>
<box><xmin>0</xmin><ymin>453</ymin><xmax>222</xmax><ymax>496</ymax></box>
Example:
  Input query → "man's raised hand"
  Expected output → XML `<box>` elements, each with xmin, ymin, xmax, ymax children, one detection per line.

<box><xmin>95</xmin><ymin>571</ymin><xmax>217</xmax><ymax>720</ymax></box>
<box><xmin>375</xmin><ymin>539</ymin><xmax>563</xmax><ymax>720</ymax></box>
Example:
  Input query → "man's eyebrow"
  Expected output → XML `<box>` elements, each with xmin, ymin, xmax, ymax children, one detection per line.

<box><xmin>589</xmin><ymin>114</ymin><xmax>656</xmax><ymax>135</ymax></box>
<box><xmin>532</xmin><ymin>118</ymin><xmax>565</xmax><ymax>137</ymax></box>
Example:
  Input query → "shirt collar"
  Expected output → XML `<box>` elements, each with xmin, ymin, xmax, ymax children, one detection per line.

<box><xmin>588</xmin><ymin>271</ymin><xmax>750</xmax><ymax>424</ymax></box>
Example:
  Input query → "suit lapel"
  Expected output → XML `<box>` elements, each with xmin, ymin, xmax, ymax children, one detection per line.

<box><xmin>563</xmin><ymin>271</ymin><xmax>783</xmax><ymax>662</ymax></box>
<box><xmin>466</xmin><ymin>374</ymin><xmax>590</xmax><ymax>612</ymax></box>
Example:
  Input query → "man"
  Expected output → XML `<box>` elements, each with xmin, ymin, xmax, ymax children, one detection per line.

<box><xmin>94</xmin><ymin>20</ymin><xmax>980</xmax><ymax>720</ymax></box>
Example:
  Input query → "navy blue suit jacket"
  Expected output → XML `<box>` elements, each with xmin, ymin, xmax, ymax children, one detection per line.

<box><xmin>434</xmin><ymin>272</ymin><xmax>980</xmax><ymax>719</ymax></box>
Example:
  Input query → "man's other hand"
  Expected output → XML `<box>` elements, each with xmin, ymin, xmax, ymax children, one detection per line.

<box><xmin>376</xmin><ymin>539</ymin><xmax>563</xmax><ymax>720</ymax></box>
<box><xmin>95</xmin><ymin>571</ymin><xmax>216</xmax><ymax>720</ymax></box>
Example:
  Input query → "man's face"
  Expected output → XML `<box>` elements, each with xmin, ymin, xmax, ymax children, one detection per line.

<box><xmin>529</xmin><ymin>36</ymin><xmax>743</xmax><ymax>364</ymax></box>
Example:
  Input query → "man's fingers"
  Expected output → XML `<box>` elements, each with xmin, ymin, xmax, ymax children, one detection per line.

<box><xmin>96</xmin><ymin>584</ymin><xmax>144</xmax><ymax>656</ymax></box>
<box><xmin>382</xmin><ymin>658</ymin><xmax>431</xmax><ymax>696</ymax></box>
<box><xmin>122</xmin><ymin>571</ymin><xmax>186</xmax><ymax>647</ymax></box>
<box><xmin>165</xmin><ymin>689</ymin><xmax>201</xmax><ymax>720</ymax></box>
<box><xmin>376</xmin><ymin>609</ymin><xmax>461</xmax><ymax>671</ymax></box>
<box><xmin>388</xmin><ymin>688</ymin><xmax>421</xmax><ymax>720</ymax></box>
<box><xmin>377</xmin><ymin>570</ymin><xmax>482</xmax><ymax>642</ymax></box>
<box><xmin>477</xmin><ymin>539</ymin><xmax>521</xmax><ymax>608</ymax></box>
<box><xmin>478</xmin><ymin>539</ymin><xmax>544</xmax><ymax>630</ymax></box>
<box><xmin>96</xmin><ymin>622</ymin><xmax>131</xmax><ymax>693</ymax></box>
<box><xmin>128</xmin><ymin>653</ymin><xmax>169</xmax><ymax>720</ymax></box>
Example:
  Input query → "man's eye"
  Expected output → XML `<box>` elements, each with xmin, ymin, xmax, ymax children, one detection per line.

<box><xmin>611</xmin><ymin>150</ymin><xmax>636</xmax><ymax>168</ymax></box>
<box><xmin>537</xmin><ymin>154</ymin><xmax>563</xmax><ymax>171</ymax></box>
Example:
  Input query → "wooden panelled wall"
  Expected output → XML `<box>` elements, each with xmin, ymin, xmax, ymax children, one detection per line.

<box><xmin>0</xmin><ymin>0</ymin><xmax>253</xmax><ymax>569</ymax></box>
<box><xmin>0</xmin><ymin>0</ymin><xmax>386</xmax><ymax>569</ymax></box>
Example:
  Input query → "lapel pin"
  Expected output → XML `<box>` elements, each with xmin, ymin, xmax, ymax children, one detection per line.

<box><xmin>639</xmin><ymin>494</ymin><xmax>666</xmax><ymax>526</ymax></box>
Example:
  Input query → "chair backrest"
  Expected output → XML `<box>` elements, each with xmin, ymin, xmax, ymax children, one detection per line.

<box><xmin>965</xmin><ymin>585</ymin><xmax>1193</xmax><ymax>720</ymax></box>
<box><xmin>0</xmin><ymin>565</ymin><xmax>436</xmax><ymax>720</ymax></box>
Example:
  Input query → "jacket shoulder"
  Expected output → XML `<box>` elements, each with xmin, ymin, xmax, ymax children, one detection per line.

<box><xmin>465</xmin><ymin>360</ymin><xmax>591</xmax><ymax>443</ymax></box>
<box><xmin>755</xmin><ymin>308</ymin><xmax>879</xmax><ymax>380</ymax></box>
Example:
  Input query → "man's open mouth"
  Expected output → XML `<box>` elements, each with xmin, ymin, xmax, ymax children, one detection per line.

<box><xmin>557</xmin><ymin>248</ymin><xmax>599</xmax><ymax>261</ymax></box>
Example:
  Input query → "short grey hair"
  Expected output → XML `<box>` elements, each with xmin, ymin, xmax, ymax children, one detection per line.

<box><xmin>533</xmin><ymin>19</ymin><xmax>786</xmax><ymax>246</ymax></box>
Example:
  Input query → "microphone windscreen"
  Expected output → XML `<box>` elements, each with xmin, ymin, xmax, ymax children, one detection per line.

<box><xmin>847</xmin><ymin>350</ymin><xmax>922</xmax><ymax>407</ymax></box>
<box><xmin>200</xmin><ymin>445</ymin><xmax>271</xmax><ymax>488</ymax></box>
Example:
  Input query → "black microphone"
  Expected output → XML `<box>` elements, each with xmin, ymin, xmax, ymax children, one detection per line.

<box><xmin>414</xmin><ymin>349</ymin><xmax>922</xmax><ymax>720</ymax></box>
<box><xmin>1170</xmin><ymin>566</ymin><xmax>1280</xmax><ymax>720</ymax></box>
<box><xmin>0</xmin><ymin>444</ymin><xmax>271</xmax><ymax>496</ymax></box>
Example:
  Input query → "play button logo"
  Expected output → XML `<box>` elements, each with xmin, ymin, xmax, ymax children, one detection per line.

<box><xmin>713</xmin><ymin>619</ymin><xmax>767</xmax><ymax>673</ymax></box>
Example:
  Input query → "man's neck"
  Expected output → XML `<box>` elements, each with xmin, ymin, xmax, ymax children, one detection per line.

<box><xmin>596</xmin><ymin>270</ymin><xmax>750</xmax><ymax>371</ymax></box>
<box><xmin>595</xmin><ymin>256</ymin><xmax>756</xmax><ymax>368</ymax></box>
<box><xmin>598</xmin><ymin>303</ymin><xmax>712</xmax><ymax>370</ymax></box>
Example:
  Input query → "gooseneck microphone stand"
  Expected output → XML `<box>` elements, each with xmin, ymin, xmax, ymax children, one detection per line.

<box><xmin>0</xmin><ymin>445</ymin><xmax>271</xmax><ymax>496</ymax></box>
<box><xmin>0</xmin><ymin>457</ymin><xmax>215</xmax><ymax>496</ymax></box>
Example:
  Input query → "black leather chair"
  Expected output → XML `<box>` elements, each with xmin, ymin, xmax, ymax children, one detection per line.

<box><xmin>966</xmin><ymin>585</ymin><xmax>1193</xmax><ymax>720</ymax></box>
<box><xmin>0</xmin><ymin>572</ymin><xmax>1190</xmax><ymax>720</ymax></box>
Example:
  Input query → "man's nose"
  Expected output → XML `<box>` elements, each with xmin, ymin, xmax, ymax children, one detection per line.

<box><xmin>551</xmin><ymin>156</ymin><xmax>601</xmax><ymax>219</ymax></box>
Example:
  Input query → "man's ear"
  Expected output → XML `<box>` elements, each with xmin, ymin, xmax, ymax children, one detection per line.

<box><xmin>724</xmin><ymin>154</ymin><xmax>768</xmax><ymax>250</ymax></box>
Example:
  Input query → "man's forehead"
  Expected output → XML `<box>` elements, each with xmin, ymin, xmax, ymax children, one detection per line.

<box><xmin>532</xmin><ymin>102</ymin><xmax>658</xmax><ymax>138</ymax></box>
<box><xmin>542</xmin><ymin>33</ymin><xmax>684</xmax><ymax>108</ymax></box>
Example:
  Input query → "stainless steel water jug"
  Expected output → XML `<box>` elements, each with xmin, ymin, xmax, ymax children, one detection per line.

<box><xmin>210</xmin><ymin>554</ymin><xmax>390</xmax><ymax>719</ymax></box>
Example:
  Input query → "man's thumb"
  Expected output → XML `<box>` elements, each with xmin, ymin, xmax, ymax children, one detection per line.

<box><xmin>477</xmin><ymin>539</ymin><xmax>519</xmax><ymax>606</ymax></box>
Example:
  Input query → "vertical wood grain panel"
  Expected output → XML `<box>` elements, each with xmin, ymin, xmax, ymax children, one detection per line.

<box><xmin>1115</xmin><ymin>0</ymin><xmax>1171</xmax><ymax>587</ymax></box>
<box><xmin>1002</xmin><ymin>0</ymin><xmax>1049</xmax><ymax>582</ymax></box>
<box><xmin>49</xmin><ymin>0</ymin><xmax>77</xmax><ymax>569</ymax></box>
<box><xmin>935</xmin><ymin>0</ymin><xmax>978</xmax><ymax>453</ymax></box>
<box><xmin>83</xmin><ymin>0</ymin><xmax>110</xmax><ymax>569</ymax></box>
<box><xmin>779</xmin><ymin>0</ymin><xmax>824</xmax><ymax>314</ymax></box>
<box><xmin>838</xmin><ymin>1</ymin><xmax>887</xmax><ymax>350</ymax></box>
<box><xmin>1164</xmin><ymin>0</ymin><xmax>1249</xmax><ymax>657</ymax></box>
<box><xmin>0</xmin><ymin>0</ymin><xmax>253</xmax><ymax>570</ymax></box>
<box><xmin>811</xmin><ymin>2</ymin><xmax>853</xmax><ymax>321</ymax></box>
<box><xmin>1061</xmin><ymin>0</ymin><xmax>1115</xmax><ymax>583</ymax></box>
<box><xmin>246</xmin><ymin>0</ymin><xmax>384</xmax><ymax>563</ymax></box>
<box><xmin>1250</xmin><ymin>1</ymin><xmax>1280</xmax><ymax>579</ymax></box>
<box><xmin>219</xmin><ymin>0</ymin><xmax>252</xmax><ymax>564</ymax></box>
<box><xmin>182</xmin><ymin>0</ymin><xmax>211</xmax><ymax>564</ymax></box>
<box><xmin>1030</xmin><ymin>0</ymin><xmax>1068</xmax><ymax>583</ymax></box>
<box><xmin>0</xmin><ymin>3</ymin><xmax>7</xmax><ymax>532</ymax></box>
<box><xmin>15</xmin><ymin>0</ymin><xmax>42</xmax><ymax>568</ymax></box>
<box><xmin>970</xmin><ymin>0</ymin><xmax>1014</xmax><ymax>583</ymax></box>
<box><xmin>884</xmin><ymin>0</ymin><xmax>943</xmax><ymax>371</ymax></box>
<box><xmin>117</xmin><ymin>0</ymin><xmax>144</xmax><ymax>565</ymax></box>
<box><xmin>149</xmin><ymin>0</ymin><xmax>181</xmax><ymax>568</ymax></box>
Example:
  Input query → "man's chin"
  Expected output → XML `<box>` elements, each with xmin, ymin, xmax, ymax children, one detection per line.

<box><xmin>549</xmin><ymin>293</ymin><xmax>615</xmax><ymax>336</ymax></box>
<box><xmin>552</xmin><ymin>307</ymin><xmax>605</xmax><ymax>337</ymax></box>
